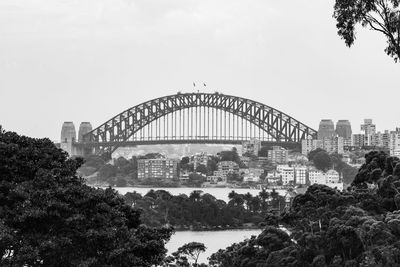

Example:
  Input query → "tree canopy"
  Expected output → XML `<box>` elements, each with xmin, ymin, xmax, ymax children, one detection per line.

<box><xmin>173</xmin><ymin>242</ymin><xmax>206</xmax><ymax>266</ymax></box>
<box><xmin>333</xmin><ymin>0</ymin><xmax>400</xmax><ymax>62</ymax></box>
<box><xmin>310</xmin><ymin>149</ymin><xmax>332</xmax><ymax>172</ymax></box>
<box><xmin>0</xmin><ymin>130</ymin><xmax>172</xmax><ymax>266</ymax></box>
<box><xmin>210</xmin><ymin>151</ymin><xmax>400</xmax><ymax>266</ymax></box>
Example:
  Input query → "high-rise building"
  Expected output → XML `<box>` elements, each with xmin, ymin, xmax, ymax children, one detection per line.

<box><xmin>267</xmin><ymin>146</ymin><xmax>288</xmax><ymax>164</ymax></box>
<box><xmin>360</xmin><ymin>119</ymin><xmax>376</xmax><ymax>146</ymax></box>
<box><xmin>336</xmin><ymin>120</ymin><xmax>352</xmax><ymax>139</ymax></box>
<box><xmin>382</xmin><ymin>130</ymin><xmax>391</xmax><ymax>149</ymax></box>
<box><xmin>361</xmin><ymin>119</ymin><xmax>376</xmax><ymax>136</ymax></box>
<box><xmin>352</xmin><ymin>134</ymin><xmax>365</xmax><ymax>148</ymax></box>
<box><xmin>389</xmin><ymin>131</ymin><xmax>400</xmax><ymax>157</ymax></box>
<box><xmin>137</xmin><ymin>158</ymin><xmax>179</xmax><ymax>180</ymax></box>
<box><xmin>318</xmin><ymin>120</ymin><xmax>335</xmax><ymax>140</ymax></box>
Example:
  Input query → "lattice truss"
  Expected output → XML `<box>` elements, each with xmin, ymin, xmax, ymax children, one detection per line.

<box><xmin>82</xmin><ymin>93</ymin><xmax>317</xmax><ymax>152</ymax></box>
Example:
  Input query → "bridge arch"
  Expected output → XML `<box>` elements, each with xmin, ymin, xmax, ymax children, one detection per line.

<box><xmin>83</xmin><ymin>92</ymin><xmax>317</xmax><ymax>152</ymax></box>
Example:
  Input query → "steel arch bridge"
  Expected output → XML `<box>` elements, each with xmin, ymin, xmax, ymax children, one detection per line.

<box><xmin>80</xmin><ymin>92</ymin><xmax>317</xmax><ymax>154</ymax></box>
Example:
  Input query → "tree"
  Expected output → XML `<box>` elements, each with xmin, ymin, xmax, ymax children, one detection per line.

<box><xmin>227</xmin><ymin>172</ymin><xmax>242</xmax><ymax>183</ymax></box>
<box><xmin>308</xmin><ymin>148</ymin><xmax>326</xmax><ymax>161</ymax></box>
<box><xmin>219</xmin><ymin>148</ymin><xmax>241</xmax><ymax>164</ymax></box>
<box><xmin>188</xmin><ymin>173</ymin><xmax>206</xmax><ymax>186</ymax></box>
<box><xmin>0</xmin><ymin>130</ymin><xmax>172</xmax><ymax>266</ymax></box>
<box><xmin>181</xmin><ymin>156</ymin><xmax>190</xmax><ymax>165</ymax></box>
<box><xmin>174</xmin><ymin>242</ymin><xmax>206</xmax><ymax>266</ymax></box>
<box><xmin>195</xmin><ymin>164</ymin><xmax>208</xmax><ymax>175</ymax></box>
<box><xmin>207</xmin><ymin>157</ymin><xmax>219</xmax><ymax>173</ymax></box>
<box><xmin>98</xmin><ymin>163</ymin><xmax>118</xmax><ymax>180</ymax></box>
<box><xmin>333</xmin><ymin>0</ymin><xmax>400</xmax><ymax>62</ymax></box>
<box><xmin>83</xmin><ymin>154</ymin><xmax>105</xmax><ymax>170</ymax></box>
<box><xmin>313</xmin><ymin>150</ymin><xmax>332</xmax><ymax>172</ymax></box>
<box><xmin>258</xmin><ymin>146</ymin><xmax>272</xmax><ymax>157</ymax></box>
<box><xmin>125</xmin><ymin>191</ymin><xmax>142</xmax><ymax>206</ymax></box>
<box><xmin>259</xmin><ymin>188</ymin><xmax>270</xmax><ymax>211</ymax></box>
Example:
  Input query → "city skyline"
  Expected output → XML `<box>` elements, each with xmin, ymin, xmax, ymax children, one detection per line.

<box><xmin>1</xmin><ymin>0</ymin><xmax>399</xmax><ymax>141</ymax></box>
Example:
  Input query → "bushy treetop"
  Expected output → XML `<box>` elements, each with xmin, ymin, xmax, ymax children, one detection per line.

<box><xmin>0</xmin><ymin>130</ymin><xmax>172</xmax><ymax>266</ymax></box>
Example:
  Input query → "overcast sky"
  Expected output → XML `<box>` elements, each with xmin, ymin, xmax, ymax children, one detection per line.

<box><xmin>0</xmin><ymin>0</ymin><xmax>399</xmax><ymax>141</ymax></box>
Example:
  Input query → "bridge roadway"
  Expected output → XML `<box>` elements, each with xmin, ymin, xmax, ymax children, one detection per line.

<box><xmin>72</xmin><ymin>139</ymin><xmax>301</xmax><ymax>150</ymax></box>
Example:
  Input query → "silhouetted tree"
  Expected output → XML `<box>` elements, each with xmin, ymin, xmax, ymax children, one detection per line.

<box><xmin>0</xmin><ymin>130</ymin><xmax>172</xmax><ymax>266</ymax></box>
<box><xmin>173</xmin><ymin>242</ymin><xmax>206</xmax><ymax>266</ymax></box>
<box><xmin>333</xmin><ymin>0</ymin><xmax>400</xmax><ymax>62</ymax></box>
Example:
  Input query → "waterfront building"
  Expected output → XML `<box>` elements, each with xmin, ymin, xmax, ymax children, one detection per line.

<box><xmin>242</xmin><ymin>138</ymin><xmax>261</xmax><ymax>156</ymax></box>
<box><xmin>137</xmin><ymin>158</ymin><xmax>179</xmax><ymax>180</ymax></box>
<box><xmin>318</xmin><ymin>120</ymin><xmax>336</xmax><ymax>140</ymax></box>
<box><xmin>243</xmin><ymin>174</ymin><xmax>260</xmax><ymax>183</ymax></box>
<box><xmin>267</xmin><ymin>146</ymin><xmax>288</xmax><ymax>164</ymax></box>
<box><xmin>213</xmin><ymin>161</ymin><xmax>239</xmax><ymax>182</ymax></box>
<box><xmin>206</xmin><ymin>175</ymin><xmax>221</xmax><ymax>183</ymax></box>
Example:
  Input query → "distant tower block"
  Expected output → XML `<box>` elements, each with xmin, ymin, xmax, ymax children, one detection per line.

<box><xmin>318</xmin><ymin>120</ymin><xmax>335</xmax><ymax>140</ymax></box>
<box><xmin>336</xmin><ymin>120</ymin><xmax>352</xmax><ymax>139</ymax></box>
<box><xmin>60</xmin><ymin>122</ymin><xmax>76</xmax><ymax>156</ymax></box>
<box><xmin>78</xmin><ymin>122</ymin><xmax>92</xmax><ymax>142</ymax></box>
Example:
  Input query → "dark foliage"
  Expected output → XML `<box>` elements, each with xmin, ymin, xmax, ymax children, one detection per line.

<box><xmin>210</xmin><ymin>152</ymin><xmax>400</xmax><ymax>266</ymax></box>
<box><xmin>0</xmin><ymin>130</ymin><xmax>172</xmax><ymax>266</ymax></box>
<box><xmin>124</xmin><ymin>189</ymin><xmax>285</xmax><ymax>229</ymax></box>
<box><xmin>333</xmin><ymin>0</ymin><xmax>400</xmax><ymax>62</ymax></box>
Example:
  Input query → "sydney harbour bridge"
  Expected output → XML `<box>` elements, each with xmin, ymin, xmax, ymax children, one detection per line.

<box><xmin>67</xmin><ymin>92</ymin><xmax>317</xmax><ymax>155</ymax></box>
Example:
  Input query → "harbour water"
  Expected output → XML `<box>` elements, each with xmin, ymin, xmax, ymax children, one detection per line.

<box><xmin>108</xmin><ymin>186</ymin><xmax>282</xmax><ymax>264</ymax></box>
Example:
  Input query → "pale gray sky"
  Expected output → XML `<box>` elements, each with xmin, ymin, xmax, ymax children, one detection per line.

<box><xmin>0</xmin><ymin>0</ymin><xmax>398</xmax><ymax>141</ymax></box>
